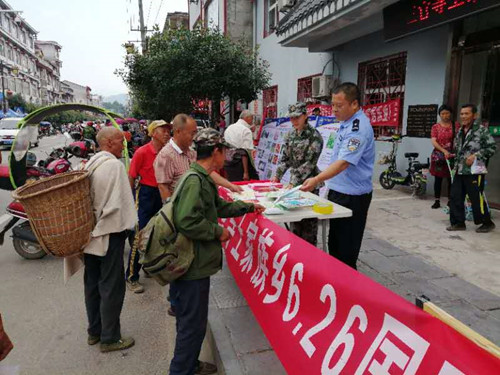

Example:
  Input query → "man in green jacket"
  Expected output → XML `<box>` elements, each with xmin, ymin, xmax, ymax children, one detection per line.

<box><xmin>448</xmin><ymin>104</ymin><xmax>496</xmax><ymax>233</ymax></box>
<box><xmin>170</xmin><ymin>128</ymin><xmax>264</xmax><ymax>375</ymax></box>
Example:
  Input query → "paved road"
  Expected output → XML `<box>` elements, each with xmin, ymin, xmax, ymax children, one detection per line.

<box><xmin>0</xmin><ymin>136</ymin><xmax>215</xmax><ymax>375</ymax></box>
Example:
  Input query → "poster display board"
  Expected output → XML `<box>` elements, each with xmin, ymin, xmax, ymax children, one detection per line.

<box><xmin>406</xmin><ymin>104</ymin><xmax>438</xmax><ymax>138</ymax></box>
<box><xmin>255</xmin><ymin>116</ymin><xmax>340</xmax><ymax>190</ymax></box>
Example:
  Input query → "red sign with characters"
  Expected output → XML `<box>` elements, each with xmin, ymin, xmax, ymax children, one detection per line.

<box><xmin>362</xmin><ymin>99</ymin><xmax>401</xmax><ymax>127</ymax></box>
<box><xmin>218</xmin><ymin>188</ymin><xmax>500</xmax><ymax>374</ymax></box>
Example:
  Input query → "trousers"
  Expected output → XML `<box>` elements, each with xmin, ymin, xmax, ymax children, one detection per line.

<box><xmin>126</xmin><ymin>184</ymin><xmax>162</xmax><ymax>282</ymax></box>
<box><xmin>84</xmin><ymin>231</ymin><xmax>127</xmax><ymax>344</ymax></box>
<box><xmin>328</xmin><ymin>190</ymin><xmax>372</xmax><ymax>270</ymax></box>
<box><xmin>169</xmin><ymin>278</ymin><xmax>210</xmax><ymax>375</ymax></box>
<box><xmin>450</xmin><ymin>174</ymin><xmax>493</xmax><ymax>226</ymax></box>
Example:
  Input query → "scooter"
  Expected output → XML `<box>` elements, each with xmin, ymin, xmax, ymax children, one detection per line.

<box><xmin>378</xmin><ymin>134</ymin><xmax>430</xmax><ymax>196</ymax></box>
<box><xmin>0</xmin><ymin>148</ymin><xmax>75</xmax><ymax>259</ymax></box>
<box><xmin>67</xmin><ymin>131</ymin><xmax>96</xmax><ymax>158</ymax></box>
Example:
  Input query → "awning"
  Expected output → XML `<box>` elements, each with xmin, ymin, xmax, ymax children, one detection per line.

<box><xmin>276</xmin><ymin>0</ymin><xmax>398</xmax><ymax>51</ymax></box>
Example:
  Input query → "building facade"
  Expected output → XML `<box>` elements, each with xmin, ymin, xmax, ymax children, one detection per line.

<box><xmin>163</xmin><ymin>11</ymin><xmax>189</xmax><ymax>32</ymax></box>
<box><xmin>275</xmin><ymin>0</ymin><xmax>500</xmax><ymax>206</ymax></box>
<box><xmin>35</xmin><ymin>40</ymin><xmax>62</xmax><ymax>105</ymax></box>
<box><xmin>62</xmin><ymin>80</ymin><xmax>92</xmax><ymax>105</ymax></box>
<box><xmin>0</xmin><ymin>0</ymin><xmax>41</xmax><ymax>106</ymax></box>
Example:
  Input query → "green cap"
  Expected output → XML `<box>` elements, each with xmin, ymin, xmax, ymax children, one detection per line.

<box><xmin>194</xmin><ymin>128</ymin><xmax>232</xmax><ymax>148</ymax></box>
<box><xmin>287</xmin><ymin>102</ymin><xmax>307</xmax><ymax>117</ymax></box>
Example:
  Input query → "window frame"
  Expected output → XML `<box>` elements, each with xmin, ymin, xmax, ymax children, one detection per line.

<box><xmin>262</xmin><ymin>85</ymin><xmax>278</xmax><ymax>119</ymax></box>
<box><xmin>358</xmin><ymin>52</ymin><xmax>407</xmax><ymax>138</ymax></box>
<box><xmin>264</xmin><ymin>0</ymin><xmax>279</xmax><ymax>38</ymax></box>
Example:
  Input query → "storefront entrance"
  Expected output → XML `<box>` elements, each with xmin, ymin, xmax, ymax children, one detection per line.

<box><xmin>448</xmin><ymin>16</ymin><xmax>500</xmax><ymax>208</ymax></box>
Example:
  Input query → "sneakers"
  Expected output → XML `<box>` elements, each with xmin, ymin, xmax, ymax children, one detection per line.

<box><xmin>195</xmin><ymin>361</ymin><xmax>217</xmax><ymax>375</ymax></box>
<box><xmin>476</xmin><ymin>222</ymin><xmax>496</xmax><ymax>233</ymax></box>
<box><xmin>88</xmin><ymin>335</ymin><xmax>100</xmax><ymax>346</ymax></box>
<box><xmin>126</xmin><ymin>280</ymin><xmax>145</xmax><ymax>294</ymax></box>
<box><xmin>100</xmin><ymin>337</ymin><xmax>135</xmax><ymax>353</ymax></box>
<box><xmin>446</xmin><ymin>224</ymin><xmax>466</xmax><ymax>231</ymax></box>
<box><xmin>431</xmin><ymin>200</ymin><xmax>441</xmax><ymax>209</ymax></box>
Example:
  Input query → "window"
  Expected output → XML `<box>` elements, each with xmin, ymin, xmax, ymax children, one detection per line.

<box><xmin>358</xmin><ymin>52</ymin><xmax>407</xmax><ymax>137</ymax></box>
<box><xmin>263</xmin><ymin>85</ymin><xmax>278</xmax><ymax>119</ymax></box>
<box><xmin>264</xmin><ymin>0</ymin><xmax>279</xmax><ymax>37</ymax></box>
<box><xmin>297</xmin><ymin>74</ymin><xmax>321</xmax><ymax>103</ymax></box>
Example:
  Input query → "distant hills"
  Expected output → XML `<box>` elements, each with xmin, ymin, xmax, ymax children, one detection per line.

<box><xmin>103</xmin><ymin>93</ymin><xmax>129</xmax><ymax>106</ymax></box>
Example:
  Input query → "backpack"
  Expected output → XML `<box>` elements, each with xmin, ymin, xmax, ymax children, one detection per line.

<box><xmin>137</xmin><ymin>171</ymin><xmax>200</xmax><ymax>286</ymax></box>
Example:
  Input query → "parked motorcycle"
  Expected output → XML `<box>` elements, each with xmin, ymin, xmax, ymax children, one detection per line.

<box><xmin>378</xmin><ymin>134</ymin><xmax>430</xmax><ymax>196</ymax></box>
<box><xmin>0</xmin><ymin>147</ymin><xmax>75</xmax><ymax>259</ymax></box>
<box><xmin>67</xmin><ymin>131</ymin><xmax>96</xmax><ymax>158</ymax></box>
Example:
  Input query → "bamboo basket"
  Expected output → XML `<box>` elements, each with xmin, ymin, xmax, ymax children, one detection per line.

<box><xmin>12</xmin><ymin>171</ymin><xmax>94</xmax><ymax>257</ymax></box>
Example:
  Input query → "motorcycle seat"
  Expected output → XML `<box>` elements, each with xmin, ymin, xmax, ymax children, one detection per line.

<box><xmin>404</xmin><ymin>152</ymin><xmax>419</xmax><ymax>158</ymax></box>
<box><xmin>0</xmin><ymin>165</ymin><xmax>9</xmax><ymax>178</ymax></box>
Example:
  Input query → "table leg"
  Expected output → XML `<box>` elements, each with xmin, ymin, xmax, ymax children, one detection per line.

<box><xmin>321</xmin><ymin>220</ymin><xmax>328</xmax><ymax>252</ymax></box>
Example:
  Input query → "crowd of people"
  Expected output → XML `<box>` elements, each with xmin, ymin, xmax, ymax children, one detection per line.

<box><xmin>64</xmin><ymin>84</ymin><xmax>499</xmax><ymax>375</ymax></box>
<box><xmin>1</xmin><ymin>82</ymin><xmax>496</xmax><ymax>374</ymax></box>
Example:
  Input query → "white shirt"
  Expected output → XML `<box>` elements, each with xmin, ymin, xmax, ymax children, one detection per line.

<box><xmin>224</xmin><ymin>119</ymin><xmax>254</xmax><ymax>150</ymax></box>
<box><xmin>170</xmin><ymin>138</ymin><xmax>183</xmax><ymax>154</ymax></box>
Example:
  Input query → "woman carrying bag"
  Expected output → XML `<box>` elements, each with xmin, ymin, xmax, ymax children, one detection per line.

<box><xmin>430</xmin><ymin>105</ymin><xmax>459</xmax><ymax>209</ymax></box>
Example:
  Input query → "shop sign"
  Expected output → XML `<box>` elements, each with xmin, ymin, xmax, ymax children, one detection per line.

<box><xmin>384</xmin><ymin>0</ymin><xmax>500</xmax><ymax>41</ymax></box>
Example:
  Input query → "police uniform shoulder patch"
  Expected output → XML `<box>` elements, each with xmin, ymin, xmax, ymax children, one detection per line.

<box><xmin>352</xmin><ymin>119</ymin><xmax>360</xmax><ymax>132</ymax></box>
<box><xmin>347</xmin><ymin>138</ymin><xmax>361</xmax><ymax>152</ymax></box>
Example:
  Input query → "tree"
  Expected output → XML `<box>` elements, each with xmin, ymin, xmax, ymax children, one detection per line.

<box><xmin>117</xmin><ymin>27</ymin><xmax>271</xmax><ymax>122</ymax></box>
<box><xmin>102</xmin><ymin>100</ymin><xmax>127</xmax><ymax>115</ymax></box>
<box><xmin>7</xmin><ymin>93</ymin><xmax>28</xmax><ymax>111</ymax></box>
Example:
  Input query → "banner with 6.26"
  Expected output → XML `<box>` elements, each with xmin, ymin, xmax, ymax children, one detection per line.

<box><xmin>219</xmin><ymin>210</ymin><xmax>500</xmax><ymax>374</ymax></box>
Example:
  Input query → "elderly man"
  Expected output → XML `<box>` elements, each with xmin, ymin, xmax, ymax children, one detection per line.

<box><xmin>224</xmin><ymin>110</ymin><xmax>255</xmax><ymax>151</ymax></box>
<box><xmin>223</xmin><ymin>110</ymin><xmax>257</xmax><ymax>181</ymax></box>
<box><xmin>83</xmin><ymin>127</ymin><xmax>137</xmax><ymax>353</ymax></box>
<box><xmin>448</xmin><ymin>104</ymin><xmax>496</xmax><ymax>233</ymax></box>
<box><xmin>154</xmin><ymin>114</ymin><xmax>242</xmax><ymax>316</ymax></box>
<box><xmin>169</xmin><ymin>128</ymin><xmax>264</xmax><ymax>375</ymax></box>
<box><xmin>126</xmin><ymin>120</ymin><xmax>172</xmax><ymax>293</ymax></box>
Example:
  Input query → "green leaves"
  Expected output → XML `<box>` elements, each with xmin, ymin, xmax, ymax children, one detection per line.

<box><xmin>117</xmin><ymin>27</ymin><xmax>271</xmax><ymax>121</ymax></box>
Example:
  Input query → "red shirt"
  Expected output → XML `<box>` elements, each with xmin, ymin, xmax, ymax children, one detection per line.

<box><xmin>129</xmin><ymin>142</ymin><xmax>159</xmax><ymax>187</ymax></box>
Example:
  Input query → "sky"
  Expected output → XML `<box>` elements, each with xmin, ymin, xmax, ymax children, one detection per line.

<box><xmin>9</xmin><ymin>0</ymin><xmax>188</xmax><ymax>97</ymax></box>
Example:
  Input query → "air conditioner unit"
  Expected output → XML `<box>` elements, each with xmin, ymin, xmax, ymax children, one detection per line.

<box><xmin>279</xmin><ymin>0</ymin><xmax>296</xmax><ymax>11</ymax></box>
<box><xmin>312</xmin><ymin>75</ymin><xmax>333</xmax><ymax>98</ymax></box>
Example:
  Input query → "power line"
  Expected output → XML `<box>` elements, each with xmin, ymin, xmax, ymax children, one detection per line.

<box><xmin>145</xmin><ymin>0</ymin><xmax>153</xmax><ymax>28</ymax></box>
<box><xmin>153</xmin><ymin>0</ymin><xmax>164</xmax><ymax>26</ymax></box>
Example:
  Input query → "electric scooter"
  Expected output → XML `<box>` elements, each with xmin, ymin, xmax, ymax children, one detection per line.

<box><xmin>378</xmin><ymin>134</ymin><xmax>430</xmax><ymax>196</ymax></box>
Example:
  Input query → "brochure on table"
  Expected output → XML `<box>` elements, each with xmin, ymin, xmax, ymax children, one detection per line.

<box><xmin>255</xmin><ymin>116</ymin><xmax>340</xmax><ymax>196</ymax></box>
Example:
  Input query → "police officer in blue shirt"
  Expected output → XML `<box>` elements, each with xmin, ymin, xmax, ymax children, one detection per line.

<box><xmin>302</xmin><ymin>83</ymin><xmax>375</xmax><ymax>269</ymax></box>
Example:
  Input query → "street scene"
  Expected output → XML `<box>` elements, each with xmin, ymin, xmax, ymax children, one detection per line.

<box><xmin>1</xmin><ymin>0</ymin><xmax>500</xmax><ymax>375</ymax></box>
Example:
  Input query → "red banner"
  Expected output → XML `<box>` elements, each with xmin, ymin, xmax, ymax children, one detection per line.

<box><xmin>363</xmin><ymin>99</ymin><xmax>401</xmax><ymax>127</ymax></box>
<box><xmin>307</xmin><ymin>104</ymin><xmax>333</xmax><ymax>117</ymax></box>
<box><xmin>218</xmin><ymin>195</ymin><xmax>500</xmax><ymax>374</ymax></box>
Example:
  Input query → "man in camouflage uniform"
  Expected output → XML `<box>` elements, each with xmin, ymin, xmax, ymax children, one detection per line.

<box><xmin>271</xmin><ymin>102</ymin><xmax>323</xmax><ymax>245</ymax></box>
<box><xmin>448</xmin><ymin>104</ymin><xmax>496</xmax><ymax>233</ymax></box>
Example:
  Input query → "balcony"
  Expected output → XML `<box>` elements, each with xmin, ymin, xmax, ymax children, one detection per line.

<box><xmin>276</xmin><ymin>0</ymin><xmax>398</xmax><ymax>51</ymax></box>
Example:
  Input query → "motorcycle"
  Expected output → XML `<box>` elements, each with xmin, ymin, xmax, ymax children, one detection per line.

<box><xmin>0</xmin><ymin>146</ymin><xmax>75</xmax><ymax>259</ymax></box>
<box><xmin>67</xmin><ymin>131</ymin><xmax>96</xmax><ymax>158</ymax></box>
<box><xmin>378</xmin><ymin>134</ymin><xmax>430</xmax><ymax>196</ymax></box>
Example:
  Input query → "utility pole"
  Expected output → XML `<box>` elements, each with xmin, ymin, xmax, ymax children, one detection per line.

<box><xmin>138</xmin><ymin>0</ymin><xmax>147</xmax><ymax>54</ymax></box>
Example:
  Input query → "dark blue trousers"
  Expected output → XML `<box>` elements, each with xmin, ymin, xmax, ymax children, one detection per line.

<box><xmin>125</xmin><ymin>184</ymin><xmax>162</xmax><ymax>282</ymax></box>
<box><xmin>169</xmin><ymin>278</ymin><xmax>210</xmax><ymax>375</ymax></box>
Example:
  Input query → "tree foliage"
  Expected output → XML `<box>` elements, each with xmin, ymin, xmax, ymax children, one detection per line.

<box><xmin>102</xmin><ymin>100</ymin><xmax>127</xmax><ymax>115</ymax></box>
<box><xmin>117</xmin><ymin>27</ymin><xmax>271</xmax><ymax>121</ymax></box>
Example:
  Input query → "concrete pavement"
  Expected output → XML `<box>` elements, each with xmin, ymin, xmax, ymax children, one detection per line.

<box><xmin>0</xmin><ymin>135</ymin><xmax>216</xmax><ymax>375</ymax></box>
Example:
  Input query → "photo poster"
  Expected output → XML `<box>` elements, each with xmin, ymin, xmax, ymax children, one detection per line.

<box><xmin>255</xmin><ymin>116</ymin><xmax>340</xmax><ymax>193</ymax></box>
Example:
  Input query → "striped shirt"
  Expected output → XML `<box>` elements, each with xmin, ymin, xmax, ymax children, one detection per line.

<box><xmin>154</xmin><ymin>139</ymin><xmax>197</xmax><ymax>194</ymax></box>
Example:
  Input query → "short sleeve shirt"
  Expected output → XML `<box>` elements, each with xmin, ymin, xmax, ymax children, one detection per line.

<box><xmin>326</xmin><ymin>109</ymin><xmax>375</xmax><ymax>195</ymax></box>
<box><xmin>128</xmin><ymin>142</ymin><xmax>159</xmax><ymax>187</ymax></box>
<box><xmin>154</xmin><ymin>139</ymin><xmax>197</xmax><ymax>194</ymax></box>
